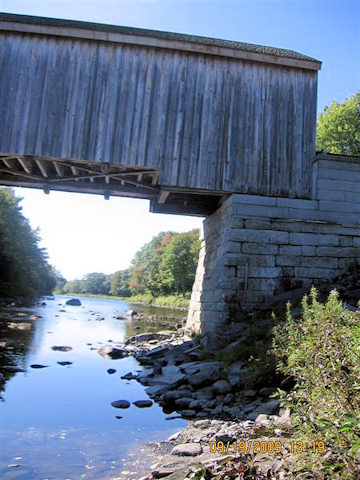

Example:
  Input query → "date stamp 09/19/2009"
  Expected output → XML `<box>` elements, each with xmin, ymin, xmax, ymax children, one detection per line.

<box><xmin>209</xmin><ymin>440</ymin><xmax>327</xmax><ymax>456</ymax></box>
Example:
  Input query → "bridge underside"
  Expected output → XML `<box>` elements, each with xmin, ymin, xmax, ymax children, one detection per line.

<box><xmin>0</xmin><ymin>154</ymin><xmax>222</xmax><ymax>216</ymax></box>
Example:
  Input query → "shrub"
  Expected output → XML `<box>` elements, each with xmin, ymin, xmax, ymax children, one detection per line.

<box><xmin>273</xmin><ymin>288</ymin><xmax>360</xmax><ymax>479</ymax></box>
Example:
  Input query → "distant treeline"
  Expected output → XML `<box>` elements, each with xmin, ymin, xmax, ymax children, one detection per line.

<box><xmin>60</xmin><ymin>230</ymin><xmax>200</xmax><ymax>297</ymax></box>
<box><xmin>0</xmin><ymin>188</ymin><xmax>58</xmax><ymax>298</ymax></box>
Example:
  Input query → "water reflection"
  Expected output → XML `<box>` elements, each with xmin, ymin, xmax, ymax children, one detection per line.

<box><xmin>0</xmin><ymin>295</ymin><xmax>186</xmax><ymax>479</ymax></box>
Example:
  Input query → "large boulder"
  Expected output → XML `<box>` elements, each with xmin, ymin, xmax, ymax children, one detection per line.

<box><xmin>171</xmin><ymin>443</ymin><xmax>203</xmax><ymax>456</ymax></box>
<box><xmin>66</xmin><ymin>298</ymin><xmax>81</xmax><ymax>306</ymax></box>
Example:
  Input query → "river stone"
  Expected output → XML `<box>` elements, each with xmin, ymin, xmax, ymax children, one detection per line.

<box><xmin>98</xmin><ymin>345</ymin><xmax>128</xmax><ymax>359</ymax></box>
<box><xmin>247</xmin><ymin>399</ymin><xmax>280</xmax><ymax>420</ymax></box>
<box><xmin>66</xmin><ymin>298</ymin><xmax>81</xmax><ymax>306</ymax></box>
<box><xmin>212</xmin><ymin>380</ymin><xmax>231</xmax><ymax>394</ymax></box>
<box><xmin>30</xmin><ymin>364</ymin><xmax>48</xmax><ymax>369</ymax></box>
<box><xmin>171</xmin><ymin>443</ymin><xmax>203</xmax><ymax>456</ymax></box>
<box><xmin>111</xmin><ymin>400</ymin><xmax>131</xmax><ymax>409</ymax></box>
<box><xmin>121</xmin><ymin>372</ymin><xmax>138</xmax><ymax>380</ymax></box>
<box><xmin>259</xmin><ymin>386</ymin><xmax>276</xmax><ymax>397</ymax></box>
<box><xmin>182</xmin><ymin>409</ymin><xmax>196</xmax><ymax>417</ymax></box>
<box><xmin>174</xmin><ymin>397</ymin><xmax>192</xmax><ymax>409</ymax></box>
<box><xmin>107</xmin><ymin>369</ymin><xmax>116</xmax><ymax>374</ymax></box>
<box><xmin>133</xmin><ymin>400</ymin><xmax>153</xmax><ymax>408</ymax></box>
<box><xmin>146</xmin><ymin>346</ymin><xmax>169</xmax><ymax>358</ymax></box>
<box><xmin>188</xmin><ymin>364</ymin><xmax>220</xmax><ymax>387</ymax></box>
<box><xmin>51</xmin><ymin>346</ymin><xmax>72</xmax><ymax>352</ymax></box>
<box><xmin>57</xmin><ymin>361</ymin><xmax>72</xmax><ymax>366</ymax></box>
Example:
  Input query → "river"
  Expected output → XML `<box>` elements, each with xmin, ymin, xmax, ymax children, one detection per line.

<box><xmin>0</xmin><ymin>295</ymin><xmax>187</xmax><ymax>479</ymax></box>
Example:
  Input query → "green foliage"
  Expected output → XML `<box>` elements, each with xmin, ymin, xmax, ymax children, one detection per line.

<box><xmin>129</xmin><ymin>229</ymin><xmax>200</xmax><ymax>297</ymax></box>
<box><xmin>110</xmin><ymin>269</ymin><xmax>131</xmax><ymax>297</ymax></box>
<box><xmin>316</xmin><ymin>92</ymin><xmax>360</xmax><ymax>155</ymax></box>
<box><xmin>62</xmin><ymin>229</ymin><xmax>200</xmax><ymax>303</ymax></box>
<box><xmin>273</xmin><ymin>288</ymin><xmax>360</xmax><ymax>479</ymax></box>
<box><xmin>129</xmin><ymin>232</ymin><xmax>174</xmax><ymax>295</ymax></box>
<box><xmin>126</xmin><ymin>292</ymin><xmax>190</xmax><ymax>309</ymax></box>
<box><xmin>160</xmin><ymin>230</ymin><xmax>200</xmax><ymax>295</ymax></box>
<box><xmin>0</xmin><ymin>187</ymin><xmax>56</xmax><ymax>297</ymax></box>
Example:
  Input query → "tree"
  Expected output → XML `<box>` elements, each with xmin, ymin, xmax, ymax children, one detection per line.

<box><xmin>0</xmin><ymin>187</ymin><xmax>56</xmax><ymax>297</ymax></box>
<box><xmin>80</xmin><ymin>272</ymin><xmax>109</xmax><ymax>295</ymax></box>
<box><xmin>316</xmin><ymin>92</ymin><xmax>360</xmax><ymax>156</ymax></box>
<box><xmin>110</xmin><ymin>269</ymin><xmax>131</xmax><ymax>296</ymax></box>
<box><xmin>160</xmin><ymin>230</ymin><xmax>200</xmax><ymax>295</ymax></box>
<box><xmin>129</xmin><ymin>231</ymin><xmax>174</xmax><ymax>296</ymax></box>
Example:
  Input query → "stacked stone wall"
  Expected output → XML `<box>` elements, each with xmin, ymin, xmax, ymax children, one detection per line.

<box><xmin>187</xmin><ymin>154</ymin><xmax>360</xmax><ymax>348</ymax></box>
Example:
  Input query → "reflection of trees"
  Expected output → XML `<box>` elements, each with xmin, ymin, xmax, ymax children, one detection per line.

<box><xmin>124</xmin><ymin>309</ymin><xmax>184</xmax><ymax>340</ymax></box>
<box><xmin>0</xmin><ymin>307</ymin><xmax>39</xmax><ymax>396</ymax></box>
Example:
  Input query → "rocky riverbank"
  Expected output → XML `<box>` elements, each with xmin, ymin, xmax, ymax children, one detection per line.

<box><xmin>112</xmin><ymin>330</ymin><xmax>291</xmax><ymax>479</ymax></box>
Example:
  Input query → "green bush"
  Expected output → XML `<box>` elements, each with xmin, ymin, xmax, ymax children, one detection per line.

<box><xmin>273</xmin><ymin>288</ymin><xmax>360</xmax><ymax>479</ymax></box>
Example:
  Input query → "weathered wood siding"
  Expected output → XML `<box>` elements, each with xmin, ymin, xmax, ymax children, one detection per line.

<box><xmin>0</xmin><ymin>30</ymin><xmax>318</xmax><ymax>197</ymax></box>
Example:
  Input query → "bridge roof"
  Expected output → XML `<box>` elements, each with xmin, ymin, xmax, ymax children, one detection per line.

<box><xmin>0</xmin><ymin>13</ymin><xmax>321</xmax><ymax>71</ymax></box>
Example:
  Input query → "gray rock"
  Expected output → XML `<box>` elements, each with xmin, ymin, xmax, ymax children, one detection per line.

<box><xmin>179</xmin><ymin>361</ymin><xmax>202</xmax><ymax>375</ymax></box>
<box><xmin>111</xmin><ymin>400</ymin><xmax>131</xmax><ymax>409</ymax></box>
<box><xmin>212</xmin><ymin>380</ymin><xmax>231</xmax><ymax>394</ymax></box>
<box><xmin>66</xmin><ymin>298</ymin><xmax>81</xmax><ymax>306</ymax></box>
<box><xmin>51</xmin><ymin>346</ymin><xmax>72</xmax><ymax>352</ymax></box>
<box><xmin>121</xmin><ymin>372</ymin><xmax>138</xmax><ymax>380</ymax></box>
<box><xmin>255</xmin><ymin>414</ymin><xmax>271</xmax><ymax>426</ymax></box>
<box><xmin>57</xmin><ymin>361</ymin><xmax>72</xmax><ymax>366</ymax></box>
<box><xmin>193</xmin><ymin>419</ymin><xmax>211</xmax><ymax>428</ymax></box>
<box><xmin>152</xmin><ymin>462</ymin><xmax>185</xmax><ymax>478</ymax></box>
<box><xmin>228</xmin><ymin>374</ymin><xmax>241</xmax><ymax>387</ymax></box>
<box><xmin>137</xmin><ymin>368</ymin><xmax>154</xmax><ymax>380</ymax></box>
<box><xmin>243</xmin><ymin>389</ymin><xmax>257</xmax><ymax>399</ymax></box>
<box><xmin>161</xmin><ymin>390</ymin><xmax>182</xmax><ymax>402</ymax></box>
<box><xmin>188</xmin><ymin>363</ymin><xmax>220</xmax><ymax>387</ymax></box>
<box><xmin>259</xmin><ymin>387</ymin><xmax>276</xmax><ymax>397</ymax></box>
<box><xmin>171</xmin><ymin>443</ymin><xmax>203</xmax><ymax>456</ymax></box>
<box><xmin>228</xmin><ymin>361</ymin><xmax>245</xmax><ymax>375</ymax></box>
<box><xmin>98</xmin><ymin>345</ymin><xmax>128</xmax><ymax>359</ymax></box>
<box><xmin>211</xmin><ymin>405</ymin><xmax>223</xmax><ymax>415</ymax></box>
<box><xmin>189</xmin><ymin>399</ymin><xmax>201</xmax><ymax>409</ymax></box>
<box><xmin>133</xmin><ymin>400</ymin><xmax>153</xmax><ymax>408</ymax></box>
<box><xmin>223</xmin><ymin>393</ymin><xmax>234</xmax><ymax>403</ymax></box>
<box><xmin>146</xmin><ymin>346</ymin><xmax>169</xmax><ymax>358</ymax></box>
<box><xmin>30</xmin><ymin>364</ymin><xmax>48</xmax><ymax>369</ymax></box>
<box><xmin>175</xmin><ymin>397</ymin><xmax>192</xmax><ymax>408</ymax></box>
<box><xmin>247</xmin><ymin>399</ymin><xmax>280</xmax><ymax>420</ymax></box>
<box><xmin>107</xmin><ymin>369</ymin><xmax>116</xmax><ymax>374</ymax></box>
<box><xmin>145</xmin><ymin>385</ymin><xmax>169</xmax><ymax>397</ymax></box>
<box><xmin>182</xmin><ymin>409</ymin><xmax>196</xmax><ymax>417</ymax></box>
<box><xmin>126</xmin><ymin>310</ymin><xmax>137</xmax><ymax>317</ymax></box>
<box><xmin>196</xmin><ymin>386</ymin><xmax>214</xmax><ymax>400</ymax></box>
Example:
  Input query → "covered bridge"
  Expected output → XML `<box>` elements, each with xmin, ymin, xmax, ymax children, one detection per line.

<box><xmin>1</xmin><ymin>14</ymin><xmax>359</xmax><ymax>348</ymax></box>
<box><xmin>0</xmin><ymin>13</ymin><xmax>320</xmax><ymax>215</ymax></box>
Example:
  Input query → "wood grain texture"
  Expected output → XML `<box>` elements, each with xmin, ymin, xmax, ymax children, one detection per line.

<box><xmin>0</xmin><ymin>31</ymin><xmax>318</xmax><ymax>197</ymax></box>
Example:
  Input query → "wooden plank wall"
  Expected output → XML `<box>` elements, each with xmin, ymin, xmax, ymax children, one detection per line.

<box><xmin>0</xmin><ymin>31</ymin><xmax>318</xmax><ymax>197</ymax></box>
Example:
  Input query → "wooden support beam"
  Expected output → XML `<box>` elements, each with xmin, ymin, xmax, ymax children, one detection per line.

<box><xmin>35</xmin><ymin>159</ymin><xmax>49</xmax><ymax>178</ymax></box>
<box><xmin>1</xmin><ymin>156</ymin><xmax>18</xmax><ymax>169</ymax></box>
<box><xmin>53</xmin><ymin>161</ymin><xmax>65</xmax><ymax>177</ymax></box>
<box><xmin>151</xmin><ymin>171</ymin><xmax>159</xmax><ymax>185</ymax></box>
<box><xmin>157</xmin><ymin>190</ymin><xmax>170</xmax><ymax>204</ymax></box>
<box><xmin>17</xmin><ymin>157</ymin><xmax>33</xmax><ymax>174</ymax></box>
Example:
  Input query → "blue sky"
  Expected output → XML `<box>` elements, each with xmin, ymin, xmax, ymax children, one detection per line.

<box><xmin>1</xmin><ymin>0</ymin><xmax>359</xmax><ymax>280</ymax></box>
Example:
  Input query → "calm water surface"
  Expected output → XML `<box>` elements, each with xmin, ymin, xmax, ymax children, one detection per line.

<box><xmin>0</xmin><ymin>295</ymin><xmax>186</xmax><ymax>479</ymax></box>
